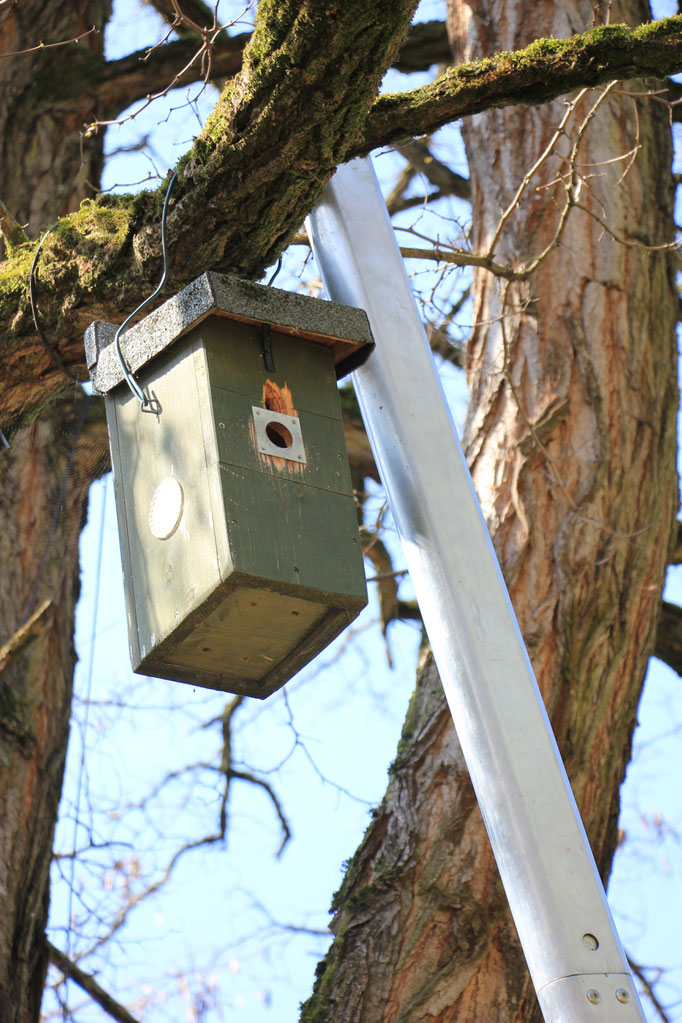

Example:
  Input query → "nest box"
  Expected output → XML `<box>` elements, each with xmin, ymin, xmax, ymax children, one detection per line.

<box><xmin>85</xmin><ymin>272</ymin><xmax>374</xmax><ymax>699</ymax></box>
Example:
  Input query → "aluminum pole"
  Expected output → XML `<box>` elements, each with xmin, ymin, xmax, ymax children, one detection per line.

<box><xmin>306</xmin><ymin>157</ymin><xmax>645</xmax><ymax>1023</ymax></box>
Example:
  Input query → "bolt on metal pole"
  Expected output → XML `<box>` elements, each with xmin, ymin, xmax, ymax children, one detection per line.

<box><xmin>306</xmin><ymin>157</ymin><xmax>645</xmax><ymax>1023</ymax></box>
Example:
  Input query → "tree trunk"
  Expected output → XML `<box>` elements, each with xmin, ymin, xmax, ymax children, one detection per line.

<box><xmin>0</xmin><ymin>1</ymin><xmax>110</xmax><ymax>236</ymax></box>
<box><xmin>0</xmin><ymin>4</ymin><xmax>110</xmax><ymax>1019</ymax></box>
<box><xmin>300</xmin><ymin>2</ymin><xmax>678</xmax><ymax>1021</ymax></box>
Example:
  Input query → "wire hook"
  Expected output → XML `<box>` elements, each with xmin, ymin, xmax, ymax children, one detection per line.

<box><xmin>114</xmin><ymin>171</ymin><xmax>177</xmax><ymax>410</ymax></box>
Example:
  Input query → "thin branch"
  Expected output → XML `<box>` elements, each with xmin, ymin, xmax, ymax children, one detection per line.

<box><xmin>386</xmin><ymin>161</ymin><xmax>418</xmax><ymax>215</ymax></box>
<box><xmin>573</xmin><ymin>199</ymin><xmax>680</xmax><ymax>251</ymax></box>
<box><xmin>399</xmin><ymin>139</ymin><xmax>471</xmax><ymax>201</ymax></box>
<box><xmin>627</xmin><ymin>956</ymin><xmax>671</xmax><ymax>1023</ymax></box>
<box><xmin>148</xmin><ymin>0</ymin><xmax>218</xmax><ymax>36</ymax></box>
<box><xmin>487</xmin><ymin>87</ymin><xmax>589</xmax><ymax>260</ymax></box>
<box><xmin>228</xmin><ymin>769</ymin><xmax>291</xmax><ymax>856</ymax></box>
<box><xmin>0</xmin><ymin>25</ymin><xmax>98</xmax><ymax>60</ymax></box>
<box><xmin>94</xmin><ymin>19</ymin><xmax>452</xmax><ymax>118</ymax></box>
<box><xmin>47</xmin><ymin>942</ymin><xmax>139</xmax><ymax>1023</ymax></box>
<box><xmin>399</xmin><ymin>245</ymin><xmax>521</xmax><ymax>279</ymax></box>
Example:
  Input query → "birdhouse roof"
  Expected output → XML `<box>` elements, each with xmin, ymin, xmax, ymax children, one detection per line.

<box><xmin>85</xmin><ymin>271</ymin><xmax>374</xmax><ymax>395</ymax></box>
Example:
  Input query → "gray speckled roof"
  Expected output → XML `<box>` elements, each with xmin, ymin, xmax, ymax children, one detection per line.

<box><xmin>85</xmin><ymin>271</ymin><xmax>374</xmax><ymax>394</ymax></box>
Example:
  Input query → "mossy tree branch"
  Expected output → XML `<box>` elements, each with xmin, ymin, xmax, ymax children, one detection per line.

<box><xmin>360</xmin><ymin>16</ymin><xmax>682</xmax><ymax>151</ymax></box>
<box><xmin>2</xmin><ymin>13</ymin><xmax>682</xmax><ymax>436</ymax></box>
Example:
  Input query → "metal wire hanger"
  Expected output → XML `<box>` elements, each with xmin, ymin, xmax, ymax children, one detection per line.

<box><xmin>114</xmin><ymin>170</ymin><xmax>177</xmax><ymax>412</ymax></box>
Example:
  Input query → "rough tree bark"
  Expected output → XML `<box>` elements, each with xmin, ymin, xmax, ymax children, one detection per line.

<box><xmin>300</xmin><ymin>2</ymin><xmax>678</xmax><ymax>1021</ymax></box>
<box><xmin>0</xmin><ymin>4</ymin><xmax>110</xmax><ymax>1019</ymax></box>
<box><xmin>0</xmin><ymin>2</ymin><xmax>111</xmax><ymax>235</ymax></box>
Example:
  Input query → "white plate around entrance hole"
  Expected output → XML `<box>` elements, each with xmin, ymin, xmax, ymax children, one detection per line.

<box><xmin>252</xmin><ymin>407</ymin><xmax>306</xmax><ymax>463</ymax></box>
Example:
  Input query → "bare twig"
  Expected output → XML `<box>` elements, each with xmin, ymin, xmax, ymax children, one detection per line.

<box><xmin>228</xmin><ymin>769</ymin><xmax>291</xmax><ymax>855</ymax></box>
<box><xmin>0</xmin><ymin>26</ymin><xmax>98</xmax><ymax>60</ymax></box>
<box><xmin>487</xmin><ymin>87</ymin><xmax>589</xmax><ymax>261</ymax></box>
<box><xmin>47</xmin><ymin>942</ymin><xmax>139</xmax><ymax>1023</ymax></box>
<box><xmin>627</xmin><ymin>956</ymin><xmax>671</xmax><ymax>1023</ymax></box>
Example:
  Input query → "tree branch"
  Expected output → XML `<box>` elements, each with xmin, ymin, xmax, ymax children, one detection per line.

<box><xmin>391</xmin><ymin>19</ymin><xmax>451</xmax><ymax>72</ymax></box>
<box><xmin>47</xmin><ymin>942</ymin><xmax>139</xmax><ymax>1023</ymax></box>
<box><xmin>93</xmin><ymin>33</ymin><xmax>249</xmax><ymax>116</ymax></box>
<box><xmin>3</xmin><ymin>13</ymin><xmax>682</xmax><ymax>437</ymax></box>
<box><xmin>398</xmin><ymin>138</ymin><xmax>471</xmax><ymax>200</ymax></box>
<box><xmin>358</xmin><ymin>17</ymin><xmax>682</xmax><ymax>153</ymax></box>
<box><xmin>627</xmin><ymin>956</ymin><xmax>671</xmax><ymax>1023</ymax></box>
<box><xmin>653</xmin><ymin>600</ymin><xmax>682</xmax><ymax>676</ymax></box>
<box><xmin>148</xmin><ymin>0</ymin><xmax>218</xmax><ymax>35</ymax></box>
<box><xmin>669</xmin><ymin>519</ymin><xmax>682</xmax><ymax>563</ymax></box>
<box><xmin>94</xmin><ymin>19</ymin><xmax>452</xmax><ymax>117</ymax></box>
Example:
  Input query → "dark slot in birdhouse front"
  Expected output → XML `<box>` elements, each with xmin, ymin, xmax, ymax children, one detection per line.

<box><xmin>85</xmin><ymin>272</ymin><xmax>374</xmax><ymax>698</ymax></box>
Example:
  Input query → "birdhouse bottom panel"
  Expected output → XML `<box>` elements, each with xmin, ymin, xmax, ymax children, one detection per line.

<box><xmin>133</xmin><ymin>579</ymin><xmax>357</xmax><ymax>698</ymax></box>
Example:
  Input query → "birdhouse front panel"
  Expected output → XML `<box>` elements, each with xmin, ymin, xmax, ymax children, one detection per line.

<box><xmin>86</xmin><ymin>272</ymin><xmax>374</xmax><ymax>699</ymax></box>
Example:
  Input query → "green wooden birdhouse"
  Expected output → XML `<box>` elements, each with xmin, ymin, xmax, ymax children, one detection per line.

<box><xmin>85</xmin><ymin>272</ymin><xmax>373</xmax><ymax>699</ymax></box>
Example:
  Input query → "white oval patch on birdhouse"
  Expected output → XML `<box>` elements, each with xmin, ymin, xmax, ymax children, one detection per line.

<box><xmin>149</xmin><ymin>477</ymin><xmax>184</xmax><ymax>539</ymax></box>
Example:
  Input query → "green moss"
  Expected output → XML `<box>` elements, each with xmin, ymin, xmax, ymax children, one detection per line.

<box><xmin>373</xmin><ymin>15</ymin><xmax>682</xmax><ymax>147</ymax></box>
<box><xmin>0</xmin><ymin>244</ymin><xmax>34</xmax><ymax>319</ymax></box>
<box><xmin>299</xmin><ymin>930</ymin><xmax>345</xmax><ymax>1023</ymax></box>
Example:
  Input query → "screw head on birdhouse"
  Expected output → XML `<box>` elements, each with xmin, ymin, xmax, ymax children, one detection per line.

<box><xmin>85</xmin><ymin>272</ymin><xmax>374</xmax><ymax>699</ymax></box>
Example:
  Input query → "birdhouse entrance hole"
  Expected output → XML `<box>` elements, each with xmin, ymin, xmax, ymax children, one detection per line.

<box><xmin>266</xmin><ymin>421</ymin><xmax>292</xmax><ymax>448</ymax></box>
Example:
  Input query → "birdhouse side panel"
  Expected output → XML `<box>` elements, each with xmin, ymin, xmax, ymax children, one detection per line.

<box><xmin>104</xmin><ymin>398</ymin><xmax>145</xmax><ymax>669</ymax></box>
<box><xmin>108</xmin><ymin>341</ymin><xmax>229</xmax><ymax>670</ymax></box>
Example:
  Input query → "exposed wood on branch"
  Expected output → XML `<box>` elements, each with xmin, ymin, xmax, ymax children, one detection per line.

<box><xmin>0</xmin><ymin>600</ymin><xmax>52</xmax><ymax>678</ymax></box>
